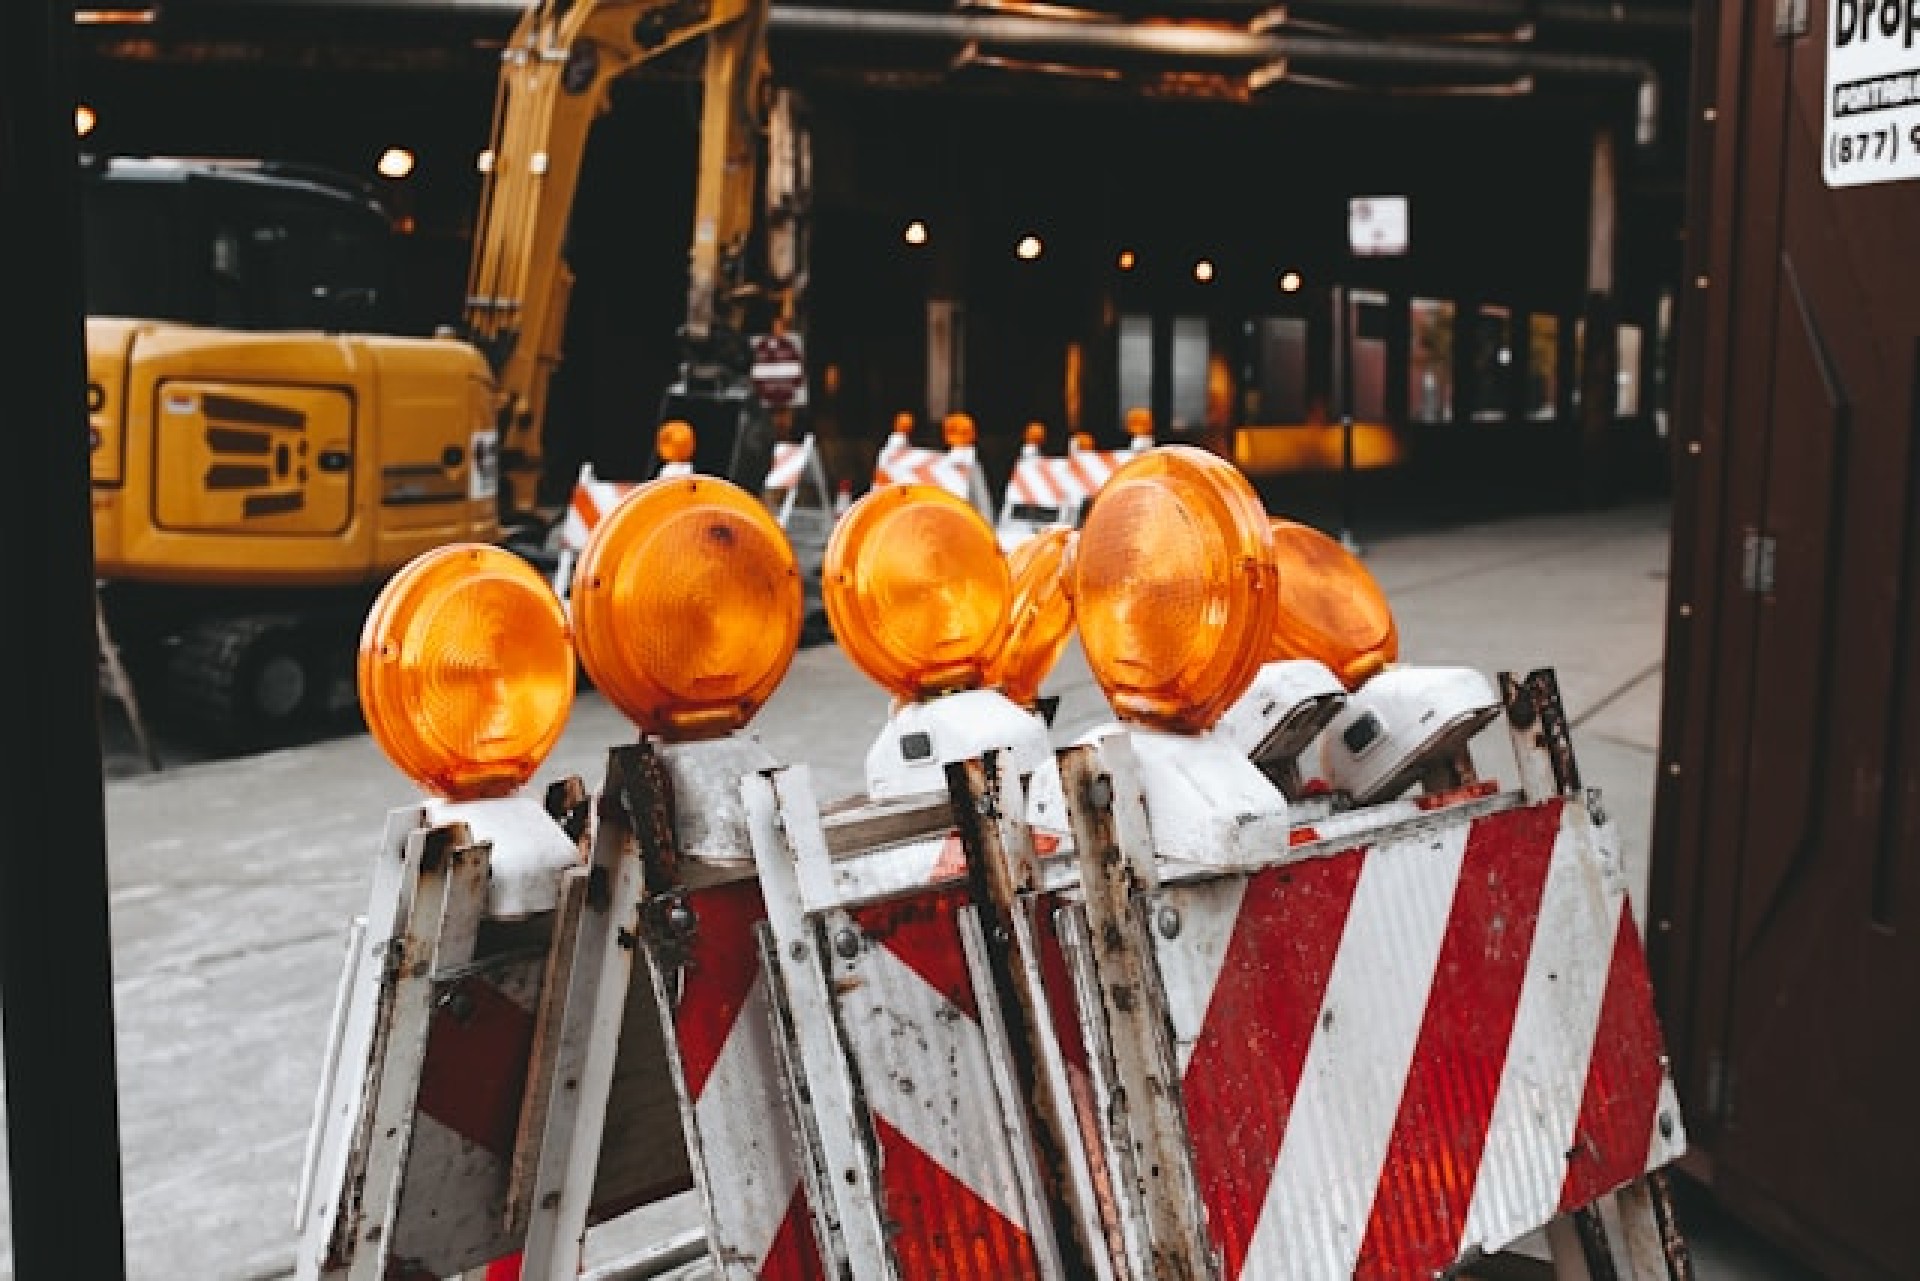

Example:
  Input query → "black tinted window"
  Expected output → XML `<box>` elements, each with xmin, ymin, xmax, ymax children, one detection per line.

<box><xmin>82</xmin><ymin>180</ymin><xmax>187</xmax><ymax>321</ymax></box>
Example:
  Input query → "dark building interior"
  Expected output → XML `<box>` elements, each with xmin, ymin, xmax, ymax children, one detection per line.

<box><xmin>72</xmin><ymin>0</ymin><xmax>1695</xmax><ymax>526</ymax></box>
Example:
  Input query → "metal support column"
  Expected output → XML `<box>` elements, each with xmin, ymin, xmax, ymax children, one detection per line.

<box><xmin>0</xmin><ymin>2</ymin><xmax>130</xmax><ymax>1275</ymax></box>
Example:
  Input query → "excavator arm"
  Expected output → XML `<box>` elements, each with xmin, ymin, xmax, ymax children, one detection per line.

<box><xmin>462</xmin><ymin>0</ymin><xmax>776</xmax><ymax>525</ymax></box>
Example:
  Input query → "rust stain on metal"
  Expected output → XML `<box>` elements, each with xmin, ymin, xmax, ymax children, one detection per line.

<box><xmin>1060</xmin><ymin>743</ymin><xmax>1215</xmax><ymax>1281</ymax></box>
<box><xmin>946</xmin><ymin>751</ymin><xmax>1110</xmax><ymax>1280</ymax></box>
<box><xmin>1647</xmin><ymin>1169</ymin><xmax>1698</xmax><ymax>1281</ymax></box>
<box><xmin>417</xmin><ymin>823</ymin><xmax>469</xmax><ymax>874</ymax></box>
<box><xmin>542</xmin><ymin>774</ymin><xmax>593</xmax><ymax>854</ymax></box>
<box><xmin>609</xmin><ymin>740</ymin><xmax>684</xmax><ymax>898</ymax></box>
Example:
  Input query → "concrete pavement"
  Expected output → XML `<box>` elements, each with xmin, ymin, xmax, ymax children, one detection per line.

<box><xmin>1</xmin><ymin>499</ymin><xmax>1814</xmax><ymax>1279</ymax></box>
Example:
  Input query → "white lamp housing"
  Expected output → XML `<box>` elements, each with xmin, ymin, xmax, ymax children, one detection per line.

<box><xmin>1318</xmin><ymin>665</ymin><xmax>1501</xmax><ymax>807</ymax></box>
<box><xmin>865</xmin><ymin>687</ymin><xmax>1055</xmax><ymax>803</ymax></box>
<box><xmin>1075</xmin><ymin>723</ymin><xmax>1290</xmax><ymax>869</ymax></box>
<box><xmin>425</xmin><ymin>795</ymin><xmax>584</xmax><ymax>920</ymax></box>
<box><xmin>1210</xmin><ymin>658</ymin><xmax>1349</xmax><ymax>766</ymax></box>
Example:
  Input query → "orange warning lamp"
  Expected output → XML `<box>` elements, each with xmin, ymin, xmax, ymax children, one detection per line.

<box><xmin>1073</xmin><ymin>445</ymin><xmax>1277</xmax><ymax>733</ymax></box>
<box><xmin>892</xmin><ymin>410</ymin><xmax>915</xmax><ymax>438</ymax></box>
<box><xmin>987</xmin><ymin>527</ymin><xmax>1077</xmax><ymax>708</ymax></box>
<box><xmin>1070</xmin><ymin>431</ymin><xmax>1095</xmax><ymax>453</ymax></box>
<box><xmin>570</xmin><ymin>475</ymin><xmax>802</xmax><ymax>740</ymax></box>
<box><xmin>1023</xmin><ymin>421</ymin><xmax>1048</xmax><ymax>449</ymax></box>
<box><xmin>1125</xmin><ymin>407</ymin><xmax>1154</xmax><ymax>441</ymax></box>
<box><xmin>943</xmin><ymin>412</ymin><xmax>977</xmax><ymax>449</ymax></box>
<box><xmin>358</xmin><ymin>543</ymin><xmax>575</xmax><ymax>801</ymax></box>
<box><xmin>1268</xmin><ymin>518</ymin><xmax>1400</xmax><ymax>690</ymax></box>
<box><xmin>656</xmin><ymin>419</ymin><xmax>696</xmax><ymax>466</ymax></box>
<box><xmin>824</xmin><ymin>483</ymin><xmax>1011</xmax><ymax>700</ymax></box>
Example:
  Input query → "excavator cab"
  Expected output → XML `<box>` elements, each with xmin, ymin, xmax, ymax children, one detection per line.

<box><xmin>82</xmin><ymin>157</ymin><xmax>400</xmax><ymax>336</ymax></box>
<box><xmin>83</xmin><ymin>158</ymin><xmax>501</xmax><ymax>748</ymax></box>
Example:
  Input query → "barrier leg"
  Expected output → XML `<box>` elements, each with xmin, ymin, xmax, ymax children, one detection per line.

<box><xmin>1544</xmin><ymin>1174</ymin><xmax>1694</xmax><ymax>1281</ymax></box>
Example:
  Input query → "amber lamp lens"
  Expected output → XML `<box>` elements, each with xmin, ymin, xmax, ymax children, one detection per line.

<box><xmin>824</xmin><ymin>483</ymin><xmax>1011</xmax><ymax>699</ymax></box>
<box><xmin>1073</xmin><ymin>445</ymin><xmax>1277</xmax><ymax>732</ymax></box>
<box><xmin>656</xmin><ymin>419</ymin><xmax>696</xmax><ymax>465</ymax></box>
<box><xmin>358</xmin><ymin>543</ymin><xmax>575</xmax><ymax>800</ymax></box>
<box><xmin>988</xmin><ymin>527</ymin><xmax>1077</xmax><ymax>708</ymax></box>
<box><xmin>1268</xmin><ymin>518</ymin><xmax>1400</xmax><ymax>689</ymax></box>
<box><xmin>571</xmin><ymin>475</ymin><xmax>802</xmax><ymax>739</ymax></box>
<box><xmin>1024</xmin><ymin>421</ymin><xmax>1048</xmax><ymax>448</ymax></box>
<box><xmin>943</xmin><ymin>412</ymin><xmax>978</xmax><ymax>448</ymax></box>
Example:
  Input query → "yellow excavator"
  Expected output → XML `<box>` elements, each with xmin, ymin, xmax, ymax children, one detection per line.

<box><xmin>85</xmin><ymin>0</ymin><xmax>790</xmax><ymax>747</ymax></box>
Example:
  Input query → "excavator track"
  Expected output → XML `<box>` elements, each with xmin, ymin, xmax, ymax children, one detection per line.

<box><xmin>165</xmin><ymin>612</ymin><xmax>357</xmax><ymax>751</ymax></box>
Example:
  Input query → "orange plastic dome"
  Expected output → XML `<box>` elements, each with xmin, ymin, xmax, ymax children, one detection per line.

<box><xmin>1267</xmin><ymin>518</ymin><xmax>1400</xmax><ymax>689</ymax></box>
<box><xmin>570</xmin><ymin>475</ymin><xmax>802</xmax><ymax>739</ymax></box>
<box><xmin>823</xmin><ymin>483</ymin><xmax>1010</xmax><ymax>700</ymax></box>
<box><xmin>987</xmin><ymin>528</ymin><xmax>1077</xmax><ymax>708</ymax></box>
<box><xmin>1073</xmin><ymin>446</ymin><xmax>1276</xmax><ymax>732</ymax></box>
<box><xmin>358</xmin><ymin>543</ymin><xmax>575</xmax><ymax>800</ymax></box>
<box><xmin>656</xmin><ymin>419</ymin><xmax>696</xmax><ymax>465</ymax></box>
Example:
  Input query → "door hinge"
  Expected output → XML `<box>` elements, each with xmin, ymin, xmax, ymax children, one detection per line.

<box><xmin>1741</xmin><ymin>529</ymin><xmax>1778</xmax><ymax>594</ymax></box>
<box><xmin>1775</xmin><ymin>0</ymin><xmax>1809</xmax><ymax>38</ymax></box>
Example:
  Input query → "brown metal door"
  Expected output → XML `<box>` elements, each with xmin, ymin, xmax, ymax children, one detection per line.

<box><xmin>1655</xmin><ymin>0</ymin><xmax>1920</xmax><ymax>1274</ymax></box>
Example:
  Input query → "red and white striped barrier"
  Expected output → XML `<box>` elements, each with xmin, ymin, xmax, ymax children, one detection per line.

<box><xmin>298</xmin><ymin>667</ymin><xmax>1690</xmax><ymax>1281</ymax></box>
<box><xmin>994</xmin><ymin>443</ymin><xmax>1138</xmax><ymax>551</ymax></box>
<box><xmin>1046</xmin><ymin>671</ymin><xmax>1688</xmax><ymax>1281</ymax></box>
<box><xmin>744</xmin><ymin>765</ymin><xmax>1070</xmax><ymax>1280</ymax></box>
<box><xmin>559</xmin><ymin>463</ymin><xmax>640</xmax><ymax>559</ymax></box>
<box><xmin>761</xmin><ymin>433</ymin><xmax>836</xmax><ymax>584</ymax></box>
<box><xmin>294</xmin><ymin>788</ymin><xmax>678</xmax><ymax>1281</ymax></box>
<box><xmin>1147</xmin><ymin>797</ymin><xmax>1681</xmax><ymax>1277</ymax></box>
<box><xmin>763</xmin><ymin>436</ymin><xmax>813</xmax><ymax>497</ymax></box>
<box><xmin>553</xmin><ymin>463</ymin><xmax>642</xmax><ymax>601</ymax></box>
<box><xmin>645</xmin><ymin>876</ymin><xmax>824</xmax><ymax>1279</ymax></box>
<box><xmin>873</xmin><ymin>431</ymin><xmax>996</xmax><ymax>520</ymax></box>
<box><xmin>828</xmin><ymin>889</ymin><xmax>1056</xmax><ymax>1276</ymax></box>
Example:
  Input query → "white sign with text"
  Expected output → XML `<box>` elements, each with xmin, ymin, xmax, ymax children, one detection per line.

<box><xmin>1824</xmin><ymin>0</ymin><xmax>1920</xmax><ymax>187</ymax></box>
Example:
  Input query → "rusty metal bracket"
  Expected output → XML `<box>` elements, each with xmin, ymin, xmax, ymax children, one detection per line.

<box><xmin>1501</xmin><ymin>668</ymin><xmax>1583</xmax><ymax>800</ymax></box>
<box><xmin>949</xmin><ymin>751</ymin><xmax>1116</xmax><ymax>1281</ymax></box>
<box><xmin>1060</xmin><ymin>739</ymin><xmax>1220</xmax><ymax>1281</ymax></box>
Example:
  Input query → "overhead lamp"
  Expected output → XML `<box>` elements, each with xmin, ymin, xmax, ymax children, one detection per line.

<box><xmin>1016</xmin><ymin>234</ymin><xmax>1043</xmax><ymax>261</ymax></box>
<box><xmin>1195</xmin><ymin>259</ymin><xmax>1216</xmax><ymax>283</ymax></box>
<box><xmin>1117</xmin><ymin>249</ymin><xmax>1136</xmax><ymax>271</ymax></box>
<box><xmin>1279</xmin><ymin>270</ymin><xmax>1303</xmax><ymax>293</ymax></box>
<box><xmin>75</xmin><ymin>104</ymin><xmax>97</xmax><ymax>138</ymax></box>
<box><xmin>377</xmin><ymin>147</ymin><xmax>415</xmax><ymax>180</ymax></box>
<box><xmin>74</xmin><ymin>8</ymin><xmax>157</xmax><ymax>24</ymax></box>
<box><xmin>905</xmin><ymin>219</ymin><xmax>929</xmax><ymax>246</ymax></box>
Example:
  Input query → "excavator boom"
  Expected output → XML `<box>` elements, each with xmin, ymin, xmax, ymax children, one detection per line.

<box><xmin>464</xmin><ymin>0</ymin><xmax>778</xmax><ymax>523</ymax></box>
